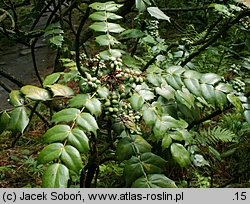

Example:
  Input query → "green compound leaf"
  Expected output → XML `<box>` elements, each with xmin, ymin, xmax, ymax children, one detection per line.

<box><xmin>68</xmin><ymin>128</ymin><xmax>89</xmax><ymax>154</ymax></box>
<box><xmin>44</xmin><ymin>22</ymin><xmax>63</xmax><ymax>36</ymax></box>
<box><xmin>200</xmin><ymin>73</ymin><xmax>221</xmax><ymax>85</ymax></box>
<box><xmin>178</xmin><ymin>129</ymin><xmax>193</xmax><ymax>144</ymax></box>
<box><xmin>136</xmin><ymin>0</ymin><xmax>147</xmax><ymax>11</ymax></box>
<box><xmin>140</xmin><ymin>152</ymin><xmax>167</xmax><ymax>172</ymax></box>
<box><xmin>200</xmin><ymin>83</ymin><xmax>216</xmax><ymax>106</ymax></box>
<box><xmin>192</xmin><ymin>154</ymin><xmax>210</xmax><ymax>167</ymax></box>
<box><xmin>42</xmin><ymin>163</ymin><xmax>69</xmax><ymax>188</ymax></box>
<box><xmin>147</xmin><ymin>7</ymin><xmax>170</xmax><ymax>21</ymax></box>
<box><xmin>69</xmin><ymin>94</ymin><xmax>90</xmax><ymax>108</ymax></box>
<box><xmin>153</xmin><ymin>119</ymin><xmax>168</xmax><ymax>140</ymax></box>
<box><xmin>38</xmin><ymin>143</ymin><xmax>64</xmax><ymax>164</ymax></box>
<box><xmin>120</xmin><ymin>29</ymin><xmax>146</xmax><ymax>39</ymax></box>
<box><xmin>89</xmin><ymin>2</ymin><xmax>123</xmax><ymax>12</ymax></box>
<box><xmin>116</xmin><ymin>133</ymin><xmax>151</xmax><ymax>162</ymax></box>
<box><xmin>76</xmin><ymin>112</ymin><xmax>99</xmax><ymax>135</ymax></box>
<box><xmin>60</xmin><ymin>145</ymin><xmax>83</xmax><ymax>173</ymax></box>
<box><xmin>52</xmin><ymin>108</ymin><xmax>80</xmax><ymax>123</ymax></box>
<box><xmin>47</xmin><ymin>84</ymin><xmax>74</xmax><ymax>97</ymax></box>
<box><xmin>100</xmin><ymin>49</ymin><xmax>123</xmax><ymax>60</ymax></box>
<box><xmin>209</xmin><ymin>3</ymin><xmax>232</xmax><ymax>17</ymax></box>
<box><xmin>130</xmin><ymin>94</ymin><xmax>144</xmax><ymax>111</ymax></box>
<box><xmin>183</xmin><ymin>70</ymin><xmax>202</xmax><ymax>80</ymax></box>
<box><xmin>153</xmin><ymin>116</ymin><xmax>188</xmax><ymax>140</ymax></box>
<box><xmin>89</xmin><ymin>22</ymin><xmax>125</xmax><ymax>33</ymax></box>
<box><xmin>123</xmin><ymin>156</ymin><xmax>145</xmax><ymax>187</ymax></box>
<box><xmin>184</xmin><ymin>78</ymin><xmax>202</xmax><ymax>97</ymax></box>
<box><xmin>135</xmin><ymin>83</ymin><xmax>155</xmax><ymax>100</ymax></box>
<box><xmin>43</xmin><ymin>73</ymin><xmax>61</xmax><ymax>87</ymax></box>
<box><xmin>20</xmin><ymin>85</ymin><xmax>51</xmax><ymax>101</ymax></box>
<box><xmin>49</xmin><ymin>35</ymin><xmax>64</xmax><ymax>48</ymax></box>
<box><xmin>132</xmin><ymin>174</ymin><xmax>177</xmax><ymax>188</ymax></box>
<box><xmin>0</xmin><ymin>111</ymin><xmax>10</xmax><ymax>134</ymax></box>
<box><xmin>8</xmin><ymin>107</ymin><xmax>29</xmax><ymax>134</ymax></box>
<box><xmin>9</xmin><ymin>90</ymin><xmax>25</xmax><ymax>106</ymax></box>
<box><xmin>147</xmin><ymin>73</ymin><xmax>163</xmax><ymax>87</ymax></box>
<box><xmin>175</xmin><ymin>88</ymin><xmax>195</xmax><ymax>109</ymax></box>
<box><xmin>124</xmin><ymin>153</ymin><xmax>166</xmax><ymax>187</ymax></box>
<box><xmin>155</xmin><ymin>82</ymin><xmax>175</xmax><ymax>100</ymax></box>
<box><xmin>167</xmin><ymin>66</ymin><xmax>185</xmax><ymax>75</ymax></box>
<box><xmin>214</xmin><ymin>90</ymin><xmax>227</xmax><ymax>109</ymax></box>
<box><xmin>89</xmin><ymin>11</ymin><xmax>122</xmax><ymax>21</ymax></box>
<box><xmin>166</xmin><ymin>75</ymin><xmax>183</xmax><ymax>90</ymax></box>
<box><xmin>244</xmin><ymin>110</ymin><xmax>250</xmax><ymax>125</ymax></box>
<box><xmin>215</xmin><ymin>83</ymin><xmax>233</xmax><ymax>93</ymax></box>
<box><xmin>112</xmin><ymin>122</ymin><xmax>125</xmax><ymax>135</ymax></box>
<box><xmin>162</xmin><ymin>133</ymin><xmax>172</xmax><ymax>150</ymax></box>
<box><xmin>167</xmin><ymin>129</ymin><xmax>192</xmax><ymax>144</ymax></box>
<box><xmin>170</xmin><ymin>143</ymin><xmax>191</xmax><ymax>168</ymax></box>
<box><xmin>44</xmin><ymin>28</ymin><xmax>64</xmax><ymax>37</ymax></box>
<box><xmin>97</xmin><ymin>86</ymin><xmax>110</xmax><ymax>99</ymax></box>
<box><xmin>227</xmin><ymin>94</ymin><xmax>243</xmax><ymax>111</ymax></box>
<box><xmin>177</xmin><ymin>103</ymin><xmax>196</xmax><ymax>122</ymax></box>
<box><xmin>142</xmin><ymin>107</ymin><xmax>157</xmax><ymax>126</ymax></box>
<box><xmin>169</xmin><ymin>131</ymin><xmax>184</xmax><ymax>142</ymax></box>
<box><xmin>85</xmin><ymin>98</ymin><xmax>102</xmax><ymax>116</ymax></box>
<box><xmin>95</xmin><ymin>34</ymin><xmax>120</xmax><ymax>46</ymax></box>
<box><xmin>43</xmin><ymin>125</ymin><xmax>71</xmax><ymax>143</ymax></box>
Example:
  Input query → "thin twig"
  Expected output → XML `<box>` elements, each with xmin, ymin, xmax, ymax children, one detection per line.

<box><xmin>31</xmin><ymin>38</ymin><xmax>43</xmax><ymax>86</ymax></box>
<box><xmin>68</xmin><ymin>9</ymin><xmax>77</xmax><ymax>36</ymax></box>
<box><xmin>130</xmin><ymin>38</ymin><xmax>140</xmax><ymax>57</ymax></box>
<box><xmin>0</xmin><ymin>69</ymin><xmax>25</xmax><ymax>87</ymax></box>
<box><xmin>142</xmin><ymin>43</ymin><xmax>179</xmax><ymax>71</ymax></box>
<box><xmin>62</xmin><ymin>0</ymin><xmax>78</xmax><ymax>16</ymax></box>
<box><xmin>181</xmin><ymin>10</ymin><xmax>250</xmax><ymax>67</ymax></box>
<box><xmin>45</xmin><ymin>0</ymin><xmax>64</xmax><ymax>28</ymax></box>
<box><xmin>130</xmin><ymin>21</ymin><xmax>146</xmax><ymax>57</ymax></box>
<box><xmin>1</xmin><ymin>0</ymin><xmax>30</xmax><ymax>9</ymax></box>
<box><xmin>0</xmin><ymin>80</ymin><xmax>12</xmax><ymax>93</ymax></box>
<box><xmin>8</xmin><ymin>0</ymin><xmax>19</xmax><ymax>34</ymax></box>
<box><xmin>187</xmin><ymin>105</ymin><xmax>232</xmax><ymax>130</ymax></box>
<box><xmin>192</xmin><ymin>16</ymin><xmax>223</xmax><ymax>46</ymax></box>
<box><xmin>160</xmin><ymin>6</ymin><xmax>209</xmax><ymax>12</ymax></box>
<box><xmin>75</xmin><ymin>7</ymin><xmax>90</xmax><ymax>77</ymax></box>
<box><xmin>216</xmin><ymin>50</ymin><xmax>225</xmax><ymax>72</ymax></box>
<box><xmin>30</xmin><ymin>0</ymin><xmax>55</xmax><ymax>31</ymax></box>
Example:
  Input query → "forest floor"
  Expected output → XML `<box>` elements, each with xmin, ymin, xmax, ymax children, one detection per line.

<box><xmin>1</xmin><ymin>127</ymin><xmax>249</xmax><ymax>188</ymax></box>
<box><xmin>0</xmin><ymin>120</ymin><xmax>46</xmax><ymax>188</ymax></box>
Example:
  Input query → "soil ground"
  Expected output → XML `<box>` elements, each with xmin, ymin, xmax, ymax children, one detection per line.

<box><xmin>0</xmin><ymin>120</ymin><xmax>46</xmax><ymax>188</ymax></box>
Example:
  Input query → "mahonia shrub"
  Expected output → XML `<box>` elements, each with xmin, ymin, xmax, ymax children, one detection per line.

<box><xmin>1</xmin><ymin>1</ymin><xmax>250</xmax><ymax>187</ymax></box>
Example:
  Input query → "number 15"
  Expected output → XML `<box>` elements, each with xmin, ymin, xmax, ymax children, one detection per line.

<box><xmin>235</xmin><ymin>192</ymin><xmax>247</xmax><ymax>200</ymax></box>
